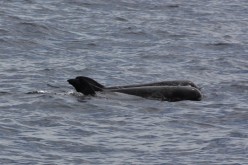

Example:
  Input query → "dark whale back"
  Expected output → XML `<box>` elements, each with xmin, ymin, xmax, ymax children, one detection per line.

<box><xmin>67</xmin><ymin>76</ymin><xmax>202</xmax><ymax>101</ymax></box>
<box><xmin>109</xmin><ymin>86</ymin><xmax>202</xmax><ymax>101</ymax></box>
<box><xmin>106</xmin><ymin>80</ymin><xmax>199</xmax><ymax>90</ymax></box>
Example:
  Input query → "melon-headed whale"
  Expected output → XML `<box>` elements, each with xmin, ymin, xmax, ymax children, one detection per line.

<box><xmin>68</xmin><ymin>76</ymin><xmax>202</xmax><ymax>102</ymax></box>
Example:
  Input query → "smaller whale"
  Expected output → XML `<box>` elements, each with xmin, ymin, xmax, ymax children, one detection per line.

<box><xmin>68</xmin><ymin>76</ymin><xmax>202</xmax><ymax>102</ymax></box>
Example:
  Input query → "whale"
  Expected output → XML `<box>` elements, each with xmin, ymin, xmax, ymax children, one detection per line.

<box><xmin>67</xmin><ymin>76</ymin><xmax>202</xmax><ymax>102</ymax></box>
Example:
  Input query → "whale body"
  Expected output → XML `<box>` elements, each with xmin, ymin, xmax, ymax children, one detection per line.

<box><xmin>68</xmin><ymin>76</ymin><xmax>202</xmax><ymax>102</ymax></box>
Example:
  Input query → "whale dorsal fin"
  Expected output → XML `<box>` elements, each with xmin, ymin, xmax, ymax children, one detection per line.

<box><xmin>67</xmin><ymin>78</ymin><xmax>96</xmax><ymax>96</ymax></box>
<box><xmin>76</xmin><ymin>76</ymin><xmax>104</xmax><ymax>91</ymax></box>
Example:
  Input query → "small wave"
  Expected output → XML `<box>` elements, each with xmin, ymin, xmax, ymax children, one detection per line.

<box><xmin>205</xmin><ymin>42</ymin><xmax>239</xmax><ymax>49</ymax></box>
<box><xmin>210</xmin><ymin>42</ymin><xmax>233</xmax><ymax>46</ymax></box>
<box><xmin>229</xmin><ymin>131</ymin><xmax>248</xmax><ymax>138</ymax></box>
<box><xmin>18</xmin><ymin>22</ymin><xmax>50</xmax><ymax>31</ymax></box>
<box><xmin>0</xmin><ymin>28</ymin><xmax>9</xmax><ymax>34</ymax></box>
<box><xmin>4</xmin><ymin>38</ymin><xmax>38</xmax><ymax>48</ymax></box>
<box><xmin>115</xmin><ymin>17</ymin><xmax>128</xmax><ymax>22</ymax></box>
<box><xmin>167</xmin><ymin>4</ymin><xmax>180</xmax><ymax>8</ymax></box>
<box><xmin>46</xmin><ymin>84</ymin><xmax>60</xmax><ymax>88</ymax></box>
<box><xmin>0</xmin><ymin>91</ymin><xmax>10</xmax><ymax>96</ymax></box>
<box><xmin>16</xmin><ymin>22</ymin><xmax>52</xmax><ymax>37</ymax></box>
<box><xmin>123</xmin><ymin>27</ymin><xmax>147</xmax><ymax>36</ymax></box>
<box><xmin>120</xmin><ymin>26</ymin><xmax>154</xmax><ymax>40</ymax></box>
<box><xmin>26</xmin><ymin>90</ymin><xmax>49</xmax><ymax>94</ymax></box>
<box><xmin>201</xmin><ymin>137</ymin><xmax>230</xmax><ymax>150</ymax></box>
<box><xmin>26</xmin><ymin>90</ymin><xmax>84</xmax><ymax>97</ymax></box>
<box><xmin>230</xmin><ymin>81</ymin><xmax>248</xmax><ymax>91</ymax></box>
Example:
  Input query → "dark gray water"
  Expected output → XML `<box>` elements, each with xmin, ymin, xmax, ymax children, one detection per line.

<box><xmin>1</xmin><ymin>0</ymin><xmax>248</xmax><ymax>164</ymax></box>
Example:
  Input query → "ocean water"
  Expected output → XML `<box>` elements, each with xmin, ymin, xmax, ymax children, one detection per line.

<box><xmin>0</xmin><ymin>0</ymin><xmax>248</xmax><ymax>164</ymax></box>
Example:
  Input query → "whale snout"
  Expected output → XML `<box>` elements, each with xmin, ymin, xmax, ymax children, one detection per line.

<box><xmin>191</xmin><ymin>88</ymin><xmax>202</xmax><ymax>101</ymax></box>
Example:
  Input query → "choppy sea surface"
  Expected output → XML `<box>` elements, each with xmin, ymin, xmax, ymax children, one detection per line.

<box><xmin>0</xmin><ymin>0</ymin><xmax>248</xmax><ymax>164</ymax></box>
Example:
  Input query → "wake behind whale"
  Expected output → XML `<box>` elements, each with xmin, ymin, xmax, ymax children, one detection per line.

<box><xmin>68</xmin><ymin>76</ymin><xmax>202</xmax><ymax>102</ymax></box>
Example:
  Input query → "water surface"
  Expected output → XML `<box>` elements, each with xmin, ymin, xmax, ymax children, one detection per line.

<box><xmin>0</xmin><ymin>0</ymin><xmax>248</xmax><ymax>164</ymax></box>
